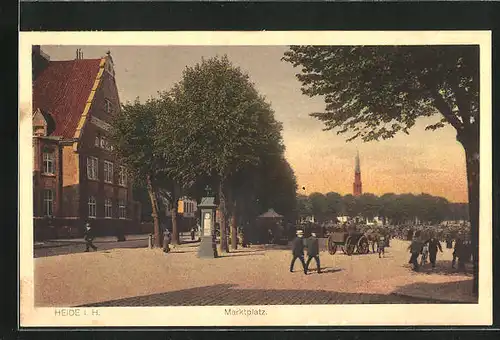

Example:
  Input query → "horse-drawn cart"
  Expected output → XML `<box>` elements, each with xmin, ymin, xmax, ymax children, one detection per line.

<box><xmin>327</xmin><ymin>230</ymin><xmax>370</xmax><ymax>256</ymax></box>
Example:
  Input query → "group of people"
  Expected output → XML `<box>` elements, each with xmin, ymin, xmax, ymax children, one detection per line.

<box><xmin>408</xmin><ymin>235</ymin><xmax>443</xmax><ymax>271</ymax></box>
<box><xmin>290</xmin><ymin>230</ymin><xmax>321</xmax><ymax>275</ymax></box>
<box><xmin>407</xmin><ymin>234</ymin><xmax>471</xmax><ymax>272</ymax></box>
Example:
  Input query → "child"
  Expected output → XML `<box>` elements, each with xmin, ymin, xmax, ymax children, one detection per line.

<box><xmin>377</xmin><ymin>236</ymin><xmax>386</xmax><ymax>258</ymax></box>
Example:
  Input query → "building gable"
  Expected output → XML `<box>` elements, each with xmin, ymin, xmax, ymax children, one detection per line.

<box><xmin>32</xmin><ymin>57</ymin><xmax>103</xmax><ymax>140</ymax></box>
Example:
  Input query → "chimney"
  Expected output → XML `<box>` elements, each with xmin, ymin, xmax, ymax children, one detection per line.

<box><xmin>75</xmin><ymin>48</ymin><xmax>84</xmax><ymax>60</ymax></box>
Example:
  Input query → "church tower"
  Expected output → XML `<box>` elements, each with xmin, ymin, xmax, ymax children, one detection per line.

<box><xmin>353</xmin><ymin>150</ymin><xmax>362</xmax><ymax>196</ymax></box>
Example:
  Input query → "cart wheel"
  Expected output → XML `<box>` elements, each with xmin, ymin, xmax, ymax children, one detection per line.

<box><xmin>345</xmin><ymin>236</ymin><xmax>355</xmax><ymax>256</ymax></box>
<box><xmin>327</xmin><ymin>236</ymin><xmax>337</xmax><ymax>255</ymax></box>
<box><xmin>358</xmin><ymin>236</ymin><xmax>369</xmax><ymax>254</ymax></box>
<box><xmin>331</xmin><ymin>244</ymin><xmax>337</xmax><ymax>255</ymax></box>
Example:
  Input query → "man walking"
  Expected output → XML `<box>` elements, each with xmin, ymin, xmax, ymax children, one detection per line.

<box><xmin>163</xmin><ymin>229</ymin><xmax>171</xmax><ymax>253</ymax></box>
<box><xmin>305</xmin><ymin>232</ymin><xmax>321</xmax><ymax>274</ymax></box>
<box><xmin>83</xmin><ymin>220</ymin><xmax>97</xmax><ymax>252</ymax></box>
<box><xmin>408</xmin><ymin>236</ymin><xmax>422</xmax><ymax>271</ymax></box>
<box><xmin>290</xmin><ymin>230</ymin><xmax>307</xmax><ymax>275</ymax></box>
<box><xmin>377</xmin><ymin>235</ymin><xmax>386</xmax><ymax>258</ymax></box>
<box><xmin>425</xmin><ymin>235</ymin><xmax>443</xmax><ymax>269</ymax></box>
<box><xmin>452</xmin><ymin>237</ymin><xmax>463</xmax><ymax>269</ymax></box>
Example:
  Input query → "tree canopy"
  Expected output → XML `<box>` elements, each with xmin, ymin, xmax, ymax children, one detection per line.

<box><xmin>166</xmin><ymin>56</ymin><xmax>292</xmax><ymax>251</ymax></box>
<box><xmin>283</xmin><ymin>45</ymin><xmax>479</xmax><ymax>293</ymax></box>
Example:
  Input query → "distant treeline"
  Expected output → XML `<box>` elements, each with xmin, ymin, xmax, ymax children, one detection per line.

<box><xmin>298</xmin><ymin>192</ymin><xmax>469</xmax><ymax>225</ymax></box>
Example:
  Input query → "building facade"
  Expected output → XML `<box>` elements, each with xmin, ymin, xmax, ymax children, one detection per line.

<box><xmin>32</xmin><ymin>46</ymin><xmax>140</xmax><ymax>239</ymax></box>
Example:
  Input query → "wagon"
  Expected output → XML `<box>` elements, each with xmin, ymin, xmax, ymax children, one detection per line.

<box><xmin>327</xmin><ymin>230</ymin><xmax>370</xmax><ymax>256</ymax></box>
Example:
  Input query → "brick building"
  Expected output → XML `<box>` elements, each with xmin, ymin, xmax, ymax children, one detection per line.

<box><xmin>32</xmin><ymin>46</ymin><xmax>140</xmax><ymax>240</ymax></box>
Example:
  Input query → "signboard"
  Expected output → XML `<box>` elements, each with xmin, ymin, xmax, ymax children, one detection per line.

<box><xmin>90</xmin><ymin>116</ymin><xmax>112</xmax><ymax>131</ymax></box>
<box><xmin>203</xmin><ymin>211</ymin><xmax>212</xmax><ymax>236</ymax></box>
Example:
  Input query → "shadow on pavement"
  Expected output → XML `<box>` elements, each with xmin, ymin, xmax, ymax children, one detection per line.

<box><xmin>220</xmin><ymin>252</ymin><xmax>265</xmax><ymax>258</ymax></box>
<box><xmin>79</xmin><ymin>283</ymin><xmax>459</xmax><ymax>307</ymax></box>
<box><xmin>392</xmin><ymin>279</ymin><xmax>476</xmax><ymax>304</ymax></box>
<box><xmin>416</xmin><ymin>260</ymin><xmax>473</xmax><ymax>276</ymax></box>
<box><xmin>317</xmin><ymin>268</ymin><xmax>343</xmax><ymax>274</ymax></box>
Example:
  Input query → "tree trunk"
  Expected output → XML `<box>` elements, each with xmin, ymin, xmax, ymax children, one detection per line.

<box><xmin>458</xmin><ymin>132</ymin><xmax>479</xmax><ymax>296</ymax></box>
<box><xmin>146</xmin><ymin>174</ymin><xmax>161</xmax><ymax>248</ymax></box>
<box><xmin>170</xmin><ymin>202</ymin><xmax>179</xmax><ymax>245</ymax></box>
<box><xmin>231</xmin><ymin>199</ymin><xmax>238</xmax><ymax>250</ymax></box>
<box><xmin>218</xmin><ymin>181</ymin><xmax>229</xmax><ymax>253</ymax></box>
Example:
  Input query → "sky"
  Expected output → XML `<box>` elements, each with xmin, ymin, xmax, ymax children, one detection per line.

<box><xmin>40</xmin><ymin>45</ymin><xmax>468</xmax><ymax>203</ymax></box>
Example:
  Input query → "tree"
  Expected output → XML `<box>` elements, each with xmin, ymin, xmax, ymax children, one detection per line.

<box><xmin>109</xmin><ymin>98</ymin><xmax>166</xmax><ymax>248</ymax></box>
<box><xmin>283</xmin><ymin>45</ymin><xmax>479</xmax><ymax>294</ymax></box>
<box><xmin>297</xmin><ymin>194</ymin><xmax>312</xmax><ymax>220</ymax></box>
<box><xmin>169</xmin><ymin>56</ymin><xmax>284</xmax><ymax>252</ymax></box>
<box><xmin>357</xmin><ymin>193</ymin><xmax>381</xmax><ymax>220</ymax></box>
<box><xmin>308</xmin><ymin>192</ymin><xmax>328</xmax><ymax>223</ymax></box>
<box><xmin>341</xmin><ymin>194</ymin><xmax>358</xmax><ymax>218</ymax></box>
<box><xmin>325</xmin><ymin>192</ymin><xmax>342</xmax><ymax>220</ymax></box>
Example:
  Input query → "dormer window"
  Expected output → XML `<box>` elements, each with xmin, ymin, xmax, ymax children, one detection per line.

<box><xmin>95</xmin><ymin>136</ymin><xmax>100</xmax><ymax>147</ymax></box>
<box><xmin>104</xmin><ymin>99</ymin><xmax>113</xmax><ymax>114</ymax></box>
<box><xmin>34</xmin><ymin>126</ymin><xmax>46</xmax><ymax>137</ymax></box>
<box><xmin>100</xmin><ymin>137</ymin><xmax>107</xmax><ymax>149</ymax></box>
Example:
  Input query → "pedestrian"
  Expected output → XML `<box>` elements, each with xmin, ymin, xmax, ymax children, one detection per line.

<box><xmin>190</xmin><ymin>227</ymin><xmax>195</xmax><ymax>241</ymax></box>
<box><xmin>425</xmin><ymin>235</ymin><xmax>443</xmax><ymax>269</ymax></box>
<box><xmin>452</xmin><ymin>237</ymin><xmax>463</xmax><ymax>269</ymax></box>
<box><xmin>163</xmin><ymin>229</ymin><xmax>171</xmax><ymax>253</ymax></box>
<box><xmin>305</xmin><ymin>232</ymin><xmax>321</xmax><ymax>274</ymax></box>
<box><xmin>377</xmin><ymin>235</ymin><xmax>386</xmax><ymax>258</ymax></box>
<box><xmin>290</xmin><ymin>230</ymin><xmax>307</xmax><ymax>275</ymax></box>
<box><xmin>83</xmin><ymin>220</ymin><xmax>97</xmax><ymax>252</ymax></box>
<box><xmin>408</xmin><ymin>237</ymin><xmax>422</xmax><ymax>271</ymax></box>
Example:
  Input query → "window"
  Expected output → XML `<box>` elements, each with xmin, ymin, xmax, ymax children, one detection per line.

<box><xmin>43</xmin><ymin>152</ymin><xmax>54</xmax><ymax>174</ymax></box>
<box><xmin>104</xmin><ymin>198</ymin><xmax>113</xmax><ymax>218</ymax></box>
<box><xmin>100</xmin><ymin>137</ymin><xmax>107</xmax><ymax>149</ymax></box>
<box><xmin>104</xmin><ymin>161</ymin><xmax>114</xmax><ymax>183</ymax></box>
<box><xmin>94</xmin><ymin>136</ymin><xmax>100</xmax><ymax>147</ymax></box>
<box><xmin>118</xmin><ymin>166</ymin><xmax>127</xmax><ymax>186</ymax></box>
<box><xmin>87</xmin><ymin>157</ymin><xmax>98</xmax><ymax>180</ymax></box>
<box><xmin>88</xmin><ymin>196</ymin><xmax>96</xmax><ymax>218</ymax></box>
<box><xmin>118</xmin><ymin>200</ymin><xmax>126</xmax><ymax>219</ymax></box>
<box><xmin>104</xmin><ymin>99</ymin><xmax>113</xmax><ymax>114</ymax></box>
<box><xmin>43</xmin><ymin>189</ymin><xmax>53</xmax><ymax>216</ymax></box>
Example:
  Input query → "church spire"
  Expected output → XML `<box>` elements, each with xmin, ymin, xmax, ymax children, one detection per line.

<box><xmin>353</xmin><ymin>150</ymin><xmax>362</xmax><ymax>196</ymax></box>
<box><xmin>355</xmin><ymin>149</ymin><xmax>360</xmax><ymax>173</ymax></box>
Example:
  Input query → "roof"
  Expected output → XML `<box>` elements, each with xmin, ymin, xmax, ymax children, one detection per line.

<box><xmin>258</xmin><ymin>209</ymin><xmax>283</xmax><ymax>219</ymax></box>
<box><xmin>33</xmin><ymin>58</ymin><xmax>102</xmax><ymax>139</ymax></box>
<box><xmin>198</xmin><ymin>197</ymin><xmax>217</xmax><ymax>208</ymax></box>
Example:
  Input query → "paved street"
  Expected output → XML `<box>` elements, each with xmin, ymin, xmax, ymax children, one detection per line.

<box><xmin>33</xmin><ymin>239</ymin><xmax>475</xmax><ymax>307</ymax></box>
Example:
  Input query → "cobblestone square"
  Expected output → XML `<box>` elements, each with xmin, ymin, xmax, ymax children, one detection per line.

<box><xmin>34</xmin><ymin>239</ymin><xmax>475</xmax><ymax>307</ymax></box>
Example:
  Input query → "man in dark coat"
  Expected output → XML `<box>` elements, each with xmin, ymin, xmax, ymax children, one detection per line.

<box><xmin>305</xmin><ymin>232</ymin><xmax>321</xmax><ymax>274</ymax></box>
<box><xmin>425</xmin><ymin>235</ymin><xmax>443</xmax><ymax>268</ymax></box>
<box><xmin>290</xmin><ymin>230</ymin><xmax>307</xmax><ymax>275</ymax></box>
<box><xmin>408</xmin><ymin>237</ymin><xmax>422</xmax><ymax>271</ymax></box>
<box><xmin>83</xmin><ymin>220</ymin><xmax>97</xmax><ymax>252</ymax></box>
<box><xmin>452</xmin><ymin>237</ymin><xmax>463</xmax><ymax>269</ymax></box>
<box><xmin>163</xmin><ymin>229</ymin><xmax>171</xmax><ymax>253</ymax></box>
